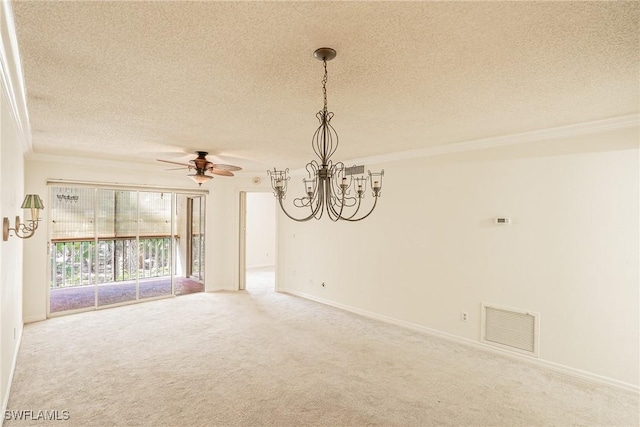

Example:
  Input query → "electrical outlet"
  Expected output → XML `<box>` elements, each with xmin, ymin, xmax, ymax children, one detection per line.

<box><xmin>460</xmin><ymin>312</ymin><xmax>468</xmax><ymax>322</ymax></box>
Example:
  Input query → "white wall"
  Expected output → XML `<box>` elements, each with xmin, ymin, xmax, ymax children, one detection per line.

<box><xmin>277</xmin><ymin>126</ymin><xmax>639</xmax><ymax>389</ymax></box>
<box><xmin>1</xmin><ymin>1</ymin><xmax>27</xmax><ymax>412</ymax></box>
<box><xmin>246</xmin><ymin>192</ymin><xmax>275</xmax><ymax>268</ymax></box>
<box><xmin>0</xmin><ymin>92</ymin><xmax>25</xmax><ymax>416</ymax></box>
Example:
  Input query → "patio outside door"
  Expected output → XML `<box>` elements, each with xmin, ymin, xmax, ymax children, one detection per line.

<box><xmin>49</xmin><ymin>186</ymin><xmax>202</xmax><ymax>315</ymax></box>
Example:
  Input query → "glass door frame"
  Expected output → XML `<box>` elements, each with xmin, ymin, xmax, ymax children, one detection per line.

<box><xmin>186</xmin><ymin>195</ymin><xmax>205</xmax><ymax>283</ymax></box>
<box><xmin>47</xmin><ymin>182</ymin><xmax>207</xmax><ymax>318</ymax></box>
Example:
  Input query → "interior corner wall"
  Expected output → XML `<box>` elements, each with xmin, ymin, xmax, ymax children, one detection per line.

<box><xmin>211</xmin><ymin>176</ymin><xmax>275</xmax><ymax>291</ymax></box>
<box><xmin>276</xmin><ymin>126</ymin><xmax>640</xmax><ymax>389</ymax></box>
<box><xmin>246</xmin><ymin>192</ymin><xmax>276</xmax><ymax>269</ymax></box>
<box><xmin>206</xmin><ymin>180</ymin><xmax>235</xmax><ymax>290</ymax></box>
<box><xmin>0</xmin><ymin>85</ymin><xmax>26</xmax><ymax>411</ymax></box>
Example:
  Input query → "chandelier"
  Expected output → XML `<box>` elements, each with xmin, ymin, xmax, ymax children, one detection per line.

<box><xmin>268</xmin><ymin>48</ymin><xmax>384</xmax><ymax>222</ymax></box>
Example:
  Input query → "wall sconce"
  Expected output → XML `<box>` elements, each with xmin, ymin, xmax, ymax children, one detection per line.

<box><xmin>3</xmin><ymin>194</ymin><xmax>45</xmax><ymax>241</ymax></box>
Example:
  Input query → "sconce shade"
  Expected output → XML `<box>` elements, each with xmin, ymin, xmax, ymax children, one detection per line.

<box><xmin>21</xmin><ymin>194</ymin><xmax>45</xmax><ymax>222</ymax></box>
<box><xmin>21</xmin><ymin>194</ymin><xmax>45</xmax><ymax>210</ymax></box>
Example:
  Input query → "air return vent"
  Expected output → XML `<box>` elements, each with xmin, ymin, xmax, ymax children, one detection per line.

<box><xmin>481</xmin><ymin>304</ymin><xmax>539</xmax><ymax>357</ymax></box>
<box><xmin>344</xmin><ymin>165</ymin><xmax>365</xmax><ymax>175</ymax></box>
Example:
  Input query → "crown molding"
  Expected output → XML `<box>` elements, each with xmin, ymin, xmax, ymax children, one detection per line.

<box><xmin>1</xmin><ymin>0</ymin><xmax>32</xmax><ymax>154</ymax></box>
<box><xmin>27</xmin><ymin>114</ymin><xmax>638</xmax><ymax>174</ymax></box>
<box><xmin>346</xmin><ymin>114</ymin><xmax>639</xmax><ymax>167</ymax></box>
<box><xmin>229</xmin><ymin>114</ymin><xmax>640</xmax><ymax>177</ymax></box>
<box><xmin>26</xmin><ymin>152</ymin><xmax>168</xmax><ymax>172</ymax></box>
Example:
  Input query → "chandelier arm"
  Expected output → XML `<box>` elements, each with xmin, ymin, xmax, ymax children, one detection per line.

<box><xmin>326</xmin><ymin>180</ymin><xmax>350</xmax><ymax>221</ymax></box>
<box><xmin>276</xmin><ymin>195</ymin><xmax>318</xmax><ymax>222</ymax></box>
<box><xmin>315</xmin><ymin>181</ymin><xmax>326</xmax><ymax>220</ymax></box>
<box><xmin>308</xmin><ymin>165</ymin><xmax>322</xmax><ymax>213</ymax></box>
<box><xmin>327</xmin><ymin>179</ymin><xmax>340</xmax><ymax>222</ymax></box>
<box><xmin>293</xmin><ymin>197</ymin><xmax>311</xmax><ymax>208</ymax></box>
<box><xmin>333</xmin><ymin>192</ymin><xmax>358</xmax><ymax>208</ymax></box>
<box><xmin>326</xmin><ymin>164</ymin><xmax>351</xmax><ymax>210</ymax></box>
<box><xmin>307</xmin><ymin>161</ymin><xmax>320</xmax><ymax>179</ymax></box>
<box><xmin>309</xmin><ymin>185</ymin><xmax>319</xmax><ymax>217</ymax></box>
<box><xmin>329</xmin><ymin>162</ymin><xmax>344</xmax><ymax>194</ymax></box>
<box><xmin>342</xmin><ymin>196</ymin><xmax>364</xmax><ymax>220</ymax></box>
<box><xmin>340</xmin><ymin>196</ymin><xmax>379</xmax><ymax>222</ymax></box>
<box><xmin>293</xmin><ymin>188</ymin><xmax>316</xmax><ymax>208</ymax></box>
<box><xmin>285</xmin><ymin>175</ymin><xmax>325</xmax><ymax>221</ymax></box>
<box><xmin>330</xmin><ymin>163</ymin><xmax>358</xmax><ymax>209</ymax></box>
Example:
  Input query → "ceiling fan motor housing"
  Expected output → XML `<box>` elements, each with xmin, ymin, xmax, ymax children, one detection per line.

<box><xmin>191</xmin><ymin>151</ymin><xmax>211</xmax><ymax>171</ymax></box>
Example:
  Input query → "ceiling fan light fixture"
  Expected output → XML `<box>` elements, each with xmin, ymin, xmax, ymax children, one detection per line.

<box><xmin>188</xmin><ymin>172</ymin><xmax>213</xmax><ymax>186</ymax></box>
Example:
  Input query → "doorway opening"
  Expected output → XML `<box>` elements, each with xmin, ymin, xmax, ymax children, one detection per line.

<box><xmin>239</xmin><ymin>192</ymin><xmax>276</xmax><ymax>292</ymax></box>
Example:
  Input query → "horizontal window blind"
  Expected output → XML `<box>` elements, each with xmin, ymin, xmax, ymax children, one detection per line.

<box><xmin>51</xmin><ymin>187</ymin><xmax>95</xmax><ymax>240</ymax></box>
<box><xmin>51</xmin><ymin>187</ymin><xmax>172</xmax><ymax>240</ymax></box>
<box><xmin>138</xmin><ymin>191</ymin><xmax>171</xmax><ymax>237</ymax></box>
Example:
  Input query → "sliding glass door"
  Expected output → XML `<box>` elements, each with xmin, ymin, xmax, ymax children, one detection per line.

<box><xmin>49</xmin><ymin>186</ymin><xmax>203</xmax><ymax>315</ymax></box>
<box><xmin>50</xmin><ymin>188</ymin><xmax>97</xmax><ymax>313</ymax></box>
<box><xmin>96</xmin><ymin>189</ymin><xmax>138</xmax><ymax>307</ymax></box>
<box><xmin>137</xmin><ymin>191</ymin><xmax>172</xmax><ymax>300</ymax></box>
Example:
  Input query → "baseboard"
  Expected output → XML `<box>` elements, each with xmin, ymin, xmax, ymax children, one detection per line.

<box><xmin>1</xmin><ymin>324</ymin><xmax>23</xmax><ymax>426</ymax></box>
<box><xmin>207</xmin><ymin>287</ymin><xmax>237</xmax><ymax>292</ymax></box>
<box><xmin>23</xmin><ymin>315</ymin><xmax>46</xmax><ymax>324</ymax></box>
<box><xmin>281</xmin><ymin>289</ymin><xmax>640</xmax><ymax>394</ymax></box>
<box><xmin>246</xmin><ymin>263</ymin><xmax>275</xmax><ymax>269</ymax></box>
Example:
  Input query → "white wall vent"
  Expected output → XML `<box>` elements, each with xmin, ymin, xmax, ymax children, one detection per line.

<box><xmin>481</xmin><ymin>304</ymin><xmax>539</xmax><ymax>357</ymax></box>
<box><xmin>344</xmin><ymin>165</ymin><xmax>365</xmax><ymax>175</ymax></box>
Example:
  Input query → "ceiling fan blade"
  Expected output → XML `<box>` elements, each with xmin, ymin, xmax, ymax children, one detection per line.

<box><xmin>165</xmin><ymin>167</ymin><xmax>187</xmax><ymax>171</ymax></box>
<box><xmin>210</xmin><ymin>169</ymin><xmax>234</xmax><ymax>177</ymax></box>
<box><xmin>157</xmin><ymin>159</ymin><xmax>192</xmax><ymax>167</ymax></box>
<box><xmin>211</xmin><ymin>163</ymin><xmax>242</xmax><ymax>172</ymax></box>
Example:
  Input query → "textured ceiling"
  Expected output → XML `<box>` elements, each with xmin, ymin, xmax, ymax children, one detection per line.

<box><xmin>11</xmin><ymin>1</ymin><xmax>640</xmax><ymax>172</ymax></box>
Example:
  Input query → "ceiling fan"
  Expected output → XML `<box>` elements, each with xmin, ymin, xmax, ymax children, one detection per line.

<box><xmin>157</xmin><ymin>151</ymin><xmax>242</xmax><ymax>186</ymax></box>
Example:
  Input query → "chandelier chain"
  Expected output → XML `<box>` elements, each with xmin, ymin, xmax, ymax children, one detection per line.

<box><xmin>322</xmin><ymin>59</ymin><xmax>328</xmax><ymax>112</ymax></box>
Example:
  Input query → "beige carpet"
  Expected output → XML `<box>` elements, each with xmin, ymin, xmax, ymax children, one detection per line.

<box><xmin>5</xmin><ymin>273</ymin><xmax>639</xmax><ymax>426</ymax></box>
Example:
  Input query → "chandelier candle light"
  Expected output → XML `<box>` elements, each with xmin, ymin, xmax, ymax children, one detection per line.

<box><xmin>268</xmin><ymin>48</ymin><xmax>384</xmax><ymax>222</ymax></box>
